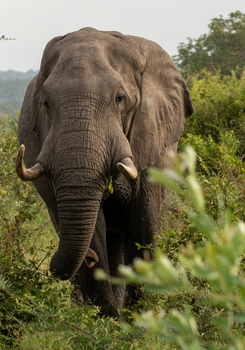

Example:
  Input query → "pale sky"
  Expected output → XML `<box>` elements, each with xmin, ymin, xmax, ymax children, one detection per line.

<box><xmin>1</xmin><ymin>0</ymin><xmax>245</xmax><ymax>72</ymax></box>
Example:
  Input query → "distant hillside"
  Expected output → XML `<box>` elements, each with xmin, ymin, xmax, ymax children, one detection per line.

<box><xmin>0</xmin><ymin>69</ymin><xmax>38</xmax><ymax>81</ymax></box>
<box><xmin>0</xmin><ymin>70</ymin><xmax>38</xmax><ymax>116</ymax></box>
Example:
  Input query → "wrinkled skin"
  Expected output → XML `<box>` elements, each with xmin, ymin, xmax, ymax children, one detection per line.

<box><xmin>17</xmin><ymin>28</ymin><xmax>193</xmax><ymax>317</ymax></box>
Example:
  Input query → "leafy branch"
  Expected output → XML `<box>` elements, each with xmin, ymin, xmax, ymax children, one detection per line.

<box><xmin>0</xmin><ymin>35</ymin><xmax>16</xmax><ymax>41</ymax></box>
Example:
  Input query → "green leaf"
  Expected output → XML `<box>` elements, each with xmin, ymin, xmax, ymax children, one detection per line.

<box><xmin>167</xmin><ymin>230</ymin><xmax>177</xmax><ymax>237</ymax></box>
<box><xmin>108</xmin><ymin>177</ymin><xmax>114</xmax><ymax>194</ymax></box>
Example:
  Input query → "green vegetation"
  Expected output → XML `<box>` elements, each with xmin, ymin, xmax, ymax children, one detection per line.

<box><xmin>182</xmin><ymin>69</ymin><xmax>245</xmax><ymax>150</ymax></box>
<box><xmin>1</xmin><ymin>11</ymin><xmax>245</xmax><ymax>349</ymax></box>
<box><xmin>111</xmin><ymin>146</ymin><xmax>245</xmax><ymax>349</ymax></box>
<box><xmin>173</xmin><ymin>11</ymin><xmax>245</xmax><ymax>78</ymax></box>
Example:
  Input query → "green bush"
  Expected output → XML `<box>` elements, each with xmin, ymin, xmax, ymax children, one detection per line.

<box><xmin>181</xmin><ymin>131</ymin><xmax>245</xmax><ymax>223</ymax></box>
<box><xmin>182</xmin><ymin>69</ymin><xmax>245</xmax><ymax>156</ymax></box>
<box><xmin>98</xmin><ymin>146</ymin><xmax>245</xmax><ymax>349</ymax></box>
<box><xmin>0</xmin><ymin>115</ymin><xmax>58</xmax><ymax>346</ymax></box>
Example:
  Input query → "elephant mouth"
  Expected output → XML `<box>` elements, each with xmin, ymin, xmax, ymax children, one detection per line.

<box><xmin>16</xmin><ymin>144</ymin><xmax>138</xmax><ymax>181</ymax></box>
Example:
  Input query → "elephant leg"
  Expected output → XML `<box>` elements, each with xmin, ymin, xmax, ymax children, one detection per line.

<box><xmin>123</xmin><ymin>174</ymin><xmax>163</xmax><ymax>306</ymax></box>
<box><xmin>106</xmin><ymin>230</ymin><xmax>125</xmax><ymax>310</ymax></box>
<box><xmin>71</xmin><ymin>206</ymin><xmax>120</xmax><ymax>318</ymax></box>
<box><xmin>123</xmin><ymin>235</ymin><xmax>152</xmax><ymax>307</ymax></box>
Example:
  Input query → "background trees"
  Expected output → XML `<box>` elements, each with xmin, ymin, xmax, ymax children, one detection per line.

<box><xmin>173</xmin><ymin>11</ymin><xmax>245</xmax><ymax>78</ymax></box>
<box><xmin>0</xmin><ymin>70</ymin><xmax>37</xmax><ymax>115</ymax></box>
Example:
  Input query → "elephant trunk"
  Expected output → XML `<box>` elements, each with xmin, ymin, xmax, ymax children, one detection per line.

<box><xmin>50</xmin><ymin>185</ymin><xmax>103</xmax><ymax>280</ymax></box>
<box><xmin>45</xmin><ymin>119</ymin><xmax>109</xmax><ymax>280</ymax></box>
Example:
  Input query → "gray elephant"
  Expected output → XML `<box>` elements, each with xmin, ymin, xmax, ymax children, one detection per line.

<box><xmin>16</xmin><ymin>27</ymin><xmax>193</xmax><ymax>317</ymax></box>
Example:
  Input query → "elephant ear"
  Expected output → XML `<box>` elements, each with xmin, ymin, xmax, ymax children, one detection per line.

<box><xmin>128</xmin><ymin>40</ymin><xmax>194</xmax><ymax>170</ymax></box>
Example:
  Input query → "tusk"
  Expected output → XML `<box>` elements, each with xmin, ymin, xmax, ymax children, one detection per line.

<box><xmin>84</xmin><ymin>248</ymin><xmax>99</xmax><ymax>268</ymax></box>
<box><xmin>116</xmin><ymin>157</ymin><xmax>137</xmax><ymax>180</ymax></box>
<box><xmin>16</xmin><ymin>144</ymin><xmax>44</xmax><ymax>181</ymax></box>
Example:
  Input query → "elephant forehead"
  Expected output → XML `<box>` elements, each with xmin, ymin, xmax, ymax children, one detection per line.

<box><xmin>58</xmin><ymin>52</ymin><xmax>114</xmax><ymax>80</ymax></box>
<box><xmin>43</xmin><ymin>68</ymin><xmax>121</xmax><ymax>105</ymax></box>
<box><xmin>43</xmin><ymin>49</ymin><xmax>123</xmax><ymax>94</ymax></box>
<box><xmin>42</xmin><ymin>29</ymin><xmax>145</xmax><ymax>80</ymax></box>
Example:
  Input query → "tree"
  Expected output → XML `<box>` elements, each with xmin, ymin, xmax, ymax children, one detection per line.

<box><xmin>173</xmin><ymin>11</ymin><xmax>245</xmax><ymax>78</ymax></box>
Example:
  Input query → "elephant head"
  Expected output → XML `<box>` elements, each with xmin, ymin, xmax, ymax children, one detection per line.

<box><xmin>16</xmin><ymin>28</ymin><xmax>193</xmax><ymax>281</ymax></box>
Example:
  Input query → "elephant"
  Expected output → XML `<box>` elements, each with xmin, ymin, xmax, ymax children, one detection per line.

<box><xmin>16</xmin><ymin>27</ymin><xmax>193</xmax><ymax>318</ymax></box>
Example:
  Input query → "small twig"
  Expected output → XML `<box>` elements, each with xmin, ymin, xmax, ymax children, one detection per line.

<box><xmin>37</xmin><ymin>249</ymin><xmax>52</xmax><ymax>269</ymax></box>
<box><xmin>23</xmin><ymin>222</ymin><xmax>48</xmax><ymax>255</ymax></box>
<box><xmin>66</xmin><ymin>335</ymin><xmax>79</xmax><ymax>346</ymax></box>
<box><xmin>85</xmin><ymin>339</ymin><xmax>93</xmax><ymax>350</ymax></box>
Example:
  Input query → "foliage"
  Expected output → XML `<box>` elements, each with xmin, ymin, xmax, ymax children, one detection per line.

<box><xmin>173</xmin><ymin>11</ymin><xmax>245</xmax><ymax>78</ymax></box>
<box><xmin>100</xmin><ymin>146</ymin><xmax>245</xmax><ymax>349</ymax></box>
<box><xmin>0</xmin><ymin>114</ymin><xmax>56</xmax><ymax>345</ymax></box>
<box><xmin>181</xmin><ymin>69</ymin><xmax>245</xmax><ymax>156</ymax></box>
<box><xmin>162</xmin><ymin>69</ymin><xmax>245</xmax><ymax>264</ymax></box>
<box><xmin>181</xmin><ymin>131</ymin><xmax>245</xmax><ymax>224</ymax></box>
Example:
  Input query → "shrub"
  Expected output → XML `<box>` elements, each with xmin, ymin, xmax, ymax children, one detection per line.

<box><xmin>98</xmin><ymin>146</ymin><xmax>245</xmax><ymax>349</ymax></box>
<box><xmin>182</xmin><ymin>69</ymin><xmax>245</xmax><ymax>156</ymax></box>
<box><xmin>0</xmin><ymin>115</ymin><xmax>59</xmax><ymax>346</ymax></box>
<box><xmin>181</xmin><ymin>131</ymin><xmax>245</xmax><ymax>223</ymax></box>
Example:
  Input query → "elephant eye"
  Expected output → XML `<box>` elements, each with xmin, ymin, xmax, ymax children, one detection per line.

<box><xmin>116</xmin><ymin>92</ymin><xmax>125</xmax><ymax>103</ymax></box>
<box><xmin>43</xmin><ymin>100</ymin><xmax>50</xmax><ymax>109</ymax></box>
